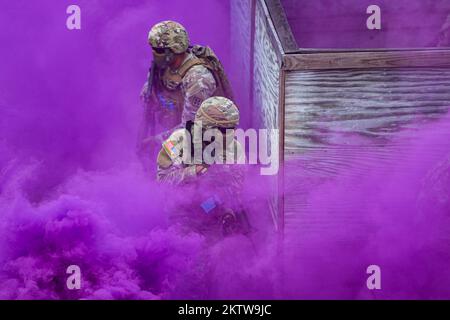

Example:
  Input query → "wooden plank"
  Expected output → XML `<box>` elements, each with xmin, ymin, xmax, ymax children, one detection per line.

<box><xmin>254</xmin><ymin>0</ymin><xmax>282</xmax><ymax>136</ymax></box>
<box><xmin>264</xmin><ymin>0</ymin><xmax>298</xmax><ymax>53</ymax></box>
<box><xmin>278</xmin><ymin>68</ymin><xmax>286</xmax><ymax>240</ymax></box>
<box><xmin>284</xmin><ymin>68</ymin><xmax>450</xmax><ymax>151</ymax></box>
<box><xmin>250</xmin><ymin>0</ymin><xmax>256</xmax><ymax>127</ymax></box>
<box><xmin>257</xmin><ymin>0</ymin><xmax>284</xmax><ymax>63</ymax></box>
<box><xmin>254</xmin><ymin>0</ymin><xmax>283</xmax><ymax>231</ymax></box>
<box><xmin>288</xmin><ymin>48</ymin><xmax>450</xmax><ymax>53</ymax></box>
<box><xmin>283</xmin><ymin>50</ymin><xmax>450</xmax><ymax>70</ymax></box>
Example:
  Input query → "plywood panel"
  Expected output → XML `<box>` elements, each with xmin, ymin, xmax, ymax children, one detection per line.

<box><xmin>283</xmin><ymin>50</ymin><xmax>450</xmax><ymax>71</ymax></box>
<box><xmin>254</xmin><ymin>0</ymin><xmax>283</xmax><ymax>230</ymax></box>
<box><xmin>254</xmin><ymin>0</ymin><xmax>282</xmax><ymax>131</ymax></box>
<box><xmin>283</xmin><ymin>68</ymin><xmax>450</xmax><ymax>244</ymax></box>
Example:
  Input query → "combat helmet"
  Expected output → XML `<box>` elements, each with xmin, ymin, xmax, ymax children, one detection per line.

<box><xmin>195</xmin><ymin>96</ymin><xmax>240</xmax><ymax>130</ymax></box>
<box><xmin>148</xmin><ymin>20</ymin><xmax>190</xmax><ymax>54</ymax></box>
<box><xmin>193</xmin><ymin>96</ymin><xmax>243</xmax><ymax>165</ymax></box>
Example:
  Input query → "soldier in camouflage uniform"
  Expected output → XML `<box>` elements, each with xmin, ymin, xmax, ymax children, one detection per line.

<box><xmin>137</xmin><ymin>21</ymin><xmax>234</xmax><ymax>162</ymax></box>
<box><xmin>156</xmin><ymin>97</ymin><xmax>249</xmax><ymax>240</ymax></box>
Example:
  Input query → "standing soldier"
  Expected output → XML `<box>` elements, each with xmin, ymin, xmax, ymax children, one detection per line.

<box><xmin>137</xmin><ymin>20</ymin><xmax>234</xmax><ymax>168</ymax></box>
<box><xmin>156</xmin><ymin>97</ymin><xmax>250</xmax><ymax>241</ymax></box>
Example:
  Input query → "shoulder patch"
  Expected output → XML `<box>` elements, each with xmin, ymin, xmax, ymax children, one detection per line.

<box><xmin>157</xmin><ymin>147</ymin><xmax>173</xmax><ymax>169</ymax></box>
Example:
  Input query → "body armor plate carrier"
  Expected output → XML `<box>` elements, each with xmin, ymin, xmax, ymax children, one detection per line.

<box><xmin>154</xmin><ymin>45</ymin><xmax>235</xmax><ymax>130</ymax></box>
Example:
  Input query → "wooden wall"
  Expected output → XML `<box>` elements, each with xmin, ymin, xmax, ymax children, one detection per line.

<box><xmin>230</xmin><ymin>0</ymin><xmax>450</xmax><ymax>244</ymax></box>
<box><xmin>283</xmin><ymin>67</ymin><xmax>450</xmax><ymax>244</ymax></box>
<box><xmin>254</xmin><ymin>0</ymin><xmax>283</xmax><ymax>131</ymax></box>
<box><xmin>229</xmin><ymin>0</ymin><xmax>285</xmax><ymax>231</ymax></box>
<box><xmin>253</xmin><ymin>0</ymin><xmax>284</xmax><ymax>231</ymax></box>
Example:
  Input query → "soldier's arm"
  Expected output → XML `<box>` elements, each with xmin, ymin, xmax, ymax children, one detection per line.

<box><xmin>156</xmin><ymin>148</ymin><xmax>205</xmax><ymax>185</ymax></box>
<box><xmin>153</xmin><ymin>65</ymin><xmax>217</xmax><ymax>143</ymax></box>
<box><xmin>157</xmin><ymin>165</ymin><xmax>197</xmax><ymax>186</ymax></box>
<box><xmin>181</xmin><ymin>65</ymin><xmax>217</xmax><ymax>124</ymax></box>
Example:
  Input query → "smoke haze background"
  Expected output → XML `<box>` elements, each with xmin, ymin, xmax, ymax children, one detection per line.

<box><xmin>281</xmin><ymin>0</ymin><xmax>450</xmax><ymax>48</ymax></box>
<box><xmin>0</xmin><ymin>0</ymin><xmax>277</xmax><ymax>299</ymax></box>
<box><xmin>282</xmin><ymin>114</ymin><xmax>450</xmax><ymax>299</ymax></box>
<box><xmin>1</xmin><ymin>0</ymin><xmax>450</xmax><ymax>299</ymax></box>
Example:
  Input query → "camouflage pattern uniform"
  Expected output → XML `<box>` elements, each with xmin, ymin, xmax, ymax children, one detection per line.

<box><xmin>142</xmin><ymin>21</ymin><xmax>217</xmax><ymax>141</ymax></box>
<box><xmin>157</xmin><ymin>97</ymin><xmax>242</xmax><ymax>184</ymax></box>
<box><xmin>157</xmin><ymin>97</ymin><xmax>246</xmax><ymax>239</ymax></box>
<box><xmin>179</xmin><ymin>63</ymin><xmax>217</xmax><ymax>125</ymax></box>
<box><xmin>148</xmin><ymin>21</ymin><xmax>189</xmax><ymax>54</ymax></box>
<box><xmin>156</xmin><ymin>128</ymin><xmax>243</xmax><ymax>186</ymax></box>
<box><xmin>155</xmin><ymin>128</ymin><xmax>198</xmax><ymax>186</ymax></box>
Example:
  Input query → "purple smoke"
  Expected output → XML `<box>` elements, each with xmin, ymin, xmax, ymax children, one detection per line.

<box><xmin>0</xmin><ymin>0</ymin><xmax>278</xmax><ymax>300</ymax></box>
<box><xmin>282</xmin><ymin>114</ymin><xmax>450</xmax><ymax>299</ymax></box>
<box><xmin>282</xmin><ymin>0</ymin><xmax>450</xmax><ymax>48</ymax></box>
<box><xmin>1</xmin><ymin>0</ymin><xmax>450</xmax><ymax>300</ymax></box>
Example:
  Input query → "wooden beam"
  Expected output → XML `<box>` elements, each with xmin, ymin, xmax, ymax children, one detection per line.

<box><xmin>283</xmin><ymin>49</ymin><xmax>450</xmax><ymax>71</ymax></box>
<box><xmin>278</xmin><ymin>68</ymin><xmax>286</xmax><ymax>240</ymax></box>
<box><xmin>258</xmin><ymin>0</ymin><xmax>284</xmax><ymax>64</ymax></box>
<box><xmin>250</xmin><ymin>0</ymin><xmax>256</xmax><ymax>128</ymax></box>
<box><xmin>264</xmin><ymin>0</ymin><xmax>298</xmax><ymax>53</ymax></box>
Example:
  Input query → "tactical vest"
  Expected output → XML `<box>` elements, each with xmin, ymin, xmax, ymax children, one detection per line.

<box><xmin>153</xmin><ymin>45</ymin><xmax>234</xmax><ymax>132</ymax></box>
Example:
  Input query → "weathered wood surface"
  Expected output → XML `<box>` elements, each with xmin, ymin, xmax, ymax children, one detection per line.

<box><xmin>283</xmin><ymin>68</ymin><xmax>450</xmax><ymax>245</ymax></box>
<box><xmin>280</xmin><ymin>0</ymin><xmax>450</xmax><ymax>49</ymax></box>
<box><xmin>283</xmin><ymin>50</ymin><xmax>450</xmax><ymax>71</ymax></box>
<box><xmin>264</xmin><ymin>0</ymin><xmax>298</xmax><ymax>53</ymax></box>
<box><xmin>254</xmin><ymin>0</ymin><xmax>283</xmax><ymax>230</ymax></box>
<box><xmin>254</xmin><ymin>0</ymin><xmax>283</xmax><ymax>136</ymax></box>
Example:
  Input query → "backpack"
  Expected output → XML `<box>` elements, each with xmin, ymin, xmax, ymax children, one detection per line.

<box><xmin>177</xmin><ymin>45</ymin><xmax>235</xmax><ymax>103</ymax></box>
